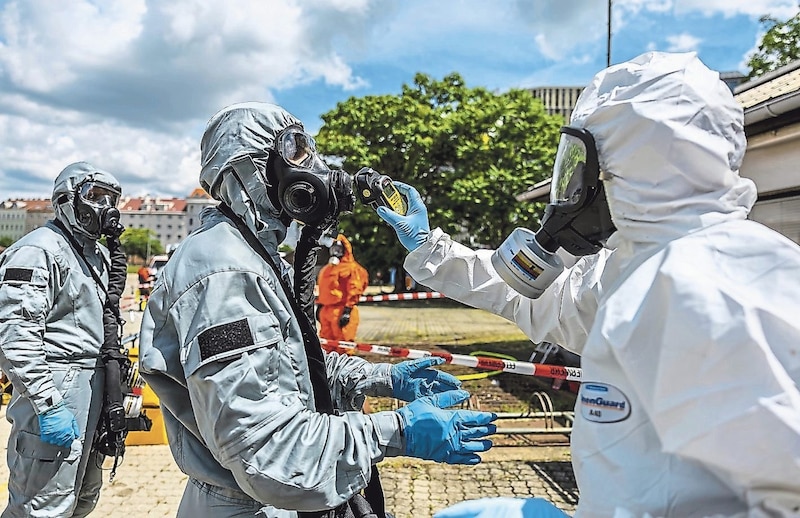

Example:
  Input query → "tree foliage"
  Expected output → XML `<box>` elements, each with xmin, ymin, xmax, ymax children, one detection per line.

<box><xmin>316</xmin><ymin>73</ymin><xmax>563</xmax><ymax>283</ymax></box>
<box><xmin>119</xmin><ymin>227</ymin><xmax>163</xmax><ymax>261</ymax></box>
<box><xmin>747</xmin><ymin>12</ymin><xmax>800</xmax><ymax>78</ymax></box>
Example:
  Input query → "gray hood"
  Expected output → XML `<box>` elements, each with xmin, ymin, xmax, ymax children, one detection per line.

<box><xmin>570</xmin><ymin>51</ymin><xmax>757</xmax><ymax>251</ymax></box>
<box><xmin>200</xmin><ymin>102</ymin><xmax>303</xmax><ymax>248</ymax></box>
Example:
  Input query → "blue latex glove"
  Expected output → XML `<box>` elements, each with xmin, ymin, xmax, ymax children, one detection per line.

<box><xmin>376</xmin><ymin>181</ymin><xmax>430</xmax><ymax>252</ymax></box>
<box><xmin>396</xmin><ymin>389</ymin><xmax>496</xmax><ymax>465</ymax></box>
<box><xmin>433</xmin><ymin>497</ymin><xmax>569</xmax><ymax>518</ymax></box>
<box><xmin>38</xmin><ymin>402</ymin><xmax>80</xmax><ymax>447</ymax></box>
<box><xmin>391</xmin><ymin>356</ymin><xmax>461</xmax><ymax>401</ymax></box>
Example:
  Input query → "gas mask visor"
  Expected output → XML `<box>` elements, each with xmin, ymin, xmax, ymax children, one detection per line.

<box><xmin>551</xmin><ymin>128</ymin><xmax>595</xmax><ymax>207</ymax></box>
<box><xmin>272</xmin><ymin>126</ymin><xmax>355</xmax><ymax>231</ymax></box>
<box><xmin>75</xmin><ymin>181</ymin><xmax>122</xmax><ymax>238</ymax></box>
<box><xmin>276</xmin><ymin>125</ymin><xmax>317</xmax><ymax>169</ymax></box>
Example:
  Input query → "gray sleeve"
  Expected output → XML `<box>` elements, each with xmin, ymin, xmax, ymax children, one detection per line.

<box><xmin>0</xmin><ymin>246</ymin><xmax>63</xmax><ymax>413</ymax></box>
<box><xmin>324</xmin><ymin>351</ymin><xmax>394</xmax><ymax>411</ymax></box>
<box><xmin>178</xmin><ymin>270</ymin><xmax>403</xmax><ymax>511</ymax></box>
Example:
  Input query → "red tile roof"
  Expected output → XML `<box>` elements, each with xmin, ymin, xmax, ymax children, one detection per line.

<box><xmin>119</xmin><ymin>197</ymin><xmax>188</xmax><ymax>212</ymax></box>
<box><xmin>188</xmin><ymin>187</ymin><xmax>211</xmax><ymax>199</ymax></box>
<box><xmin>6</xmin><ymin>199</ymin><xmax>53</xmax><ymax>211</ymax></box>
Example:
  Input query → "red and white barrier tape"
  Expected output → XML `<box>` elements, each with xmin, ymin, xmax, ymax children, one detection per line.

<box><xmin>320</xmin><ymin>338</ymin><xmax>582</xmax><ymax>381</ymax></box>
<box><xmin>358</xmin><ymin>291</ymin><xmax>445</xmax><ymax>302</ymax></box>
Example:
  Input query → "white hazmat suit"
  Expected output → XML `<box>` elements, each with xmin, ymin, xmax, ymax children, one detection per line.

<box><xmin>402</xmin><ymin>52</ymin><xmax>800</xmax><ymax>517</ymax></box>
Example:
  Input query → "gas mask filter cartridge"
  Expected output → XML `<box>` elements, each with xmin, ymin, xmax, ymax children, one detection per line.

<box><xmin>490</xmin><ymin>227</ymin><xmax>565</xmax><ymax>299</ymax></box>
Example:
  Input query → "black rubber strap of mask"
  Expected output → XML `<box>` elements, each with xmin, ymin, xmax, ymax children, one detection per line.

<box><xmin>217</xmin><ymin>204</ymin><xmax>386</xmax><ymax>518</ymax></box>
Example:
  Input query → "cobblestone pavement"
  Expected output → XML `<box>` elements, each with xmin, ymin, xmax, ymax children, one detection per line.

<box><xmin>0</xmin><ymin>277</ymin><xmax>579</xmax><ymax>516</ymax></box>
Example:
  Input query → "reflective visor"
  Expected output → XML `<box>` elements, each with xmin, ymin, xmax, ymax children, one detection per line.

<box><xmin>550</xmin><ymin>132</ymin><xmax>588</xmax><ymax>206</ymax></box>
<box><xmin>79</xmin><ymin>182</ymin><xmax>120</xmax><ymax>208</ymax></box>
<box><xmin>276</xmin><ymin>126</ymin><xmax>317</xmax><ymax>168</ymax></box>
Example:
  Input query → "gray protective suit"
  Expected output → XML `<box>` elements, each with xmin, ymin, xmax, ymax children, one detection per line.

<box><xmin>403</xmin><ymin>52</ymin><xmax>800</xmax><ymax>517</ymax></box>
<box><xmin>138</xmin><ymin>102</ymin><xmax>404</xmax><ymax>517</ymax></box>
<box><xmin>0</xmin><ymin>162</ymin><xmax>120</xmax><ymax>517</ymax></box>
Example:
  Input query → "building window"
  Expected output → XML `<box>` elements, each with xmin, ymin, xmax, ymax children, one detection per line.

<box><xmin>749</xmin><ymin>195</ymin><xmax>800</xmax><ymax>245</ymax></box>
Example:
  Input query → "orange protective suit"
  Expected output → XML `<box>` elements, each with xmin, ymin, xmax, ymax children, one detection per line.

<box><xmin>317</xmin><ymin>234</ymin><xmax>368</xmax><ymax>342</ymax></box>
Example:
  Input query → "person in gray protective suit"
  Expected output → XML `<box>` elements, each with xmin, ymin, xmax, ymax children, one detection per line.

<box><xmin>0</xmin><ymin>162</ymin><xmax>124</xmax><ymax>517</ymax></box>
<box><xmin>138</xmin><ymin>101</ymin><xmax>498</xmax><ymax>518</ymax></box>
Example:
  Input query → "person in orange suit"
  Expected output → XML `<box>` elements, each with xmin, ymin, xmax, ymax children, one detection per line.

<box><xmin>317</xmin><ymin>234</ymin><xmax>368</xmax><ymax>342</ymax></box>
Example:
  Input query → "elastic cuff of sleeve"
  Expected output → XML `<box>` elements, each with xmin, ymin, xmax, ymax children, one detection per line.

<box><xmin>357</xmin><ymin>362</ymin><xmax>393</xmax><ymax>398</ymax></box>
<box><xmin>32</xmin><ymin>389</ymin><xmax>63</xmax><ymax>415</ymax></box>
<box><xmin>371</xmin><ymin>411</ymin><xmax>404</xmax><ymax>456</ymax></box>
<box><xmin>408</xmin><ymin>227</ymin><xmax>444</xmax><ymax>259</ymax></box>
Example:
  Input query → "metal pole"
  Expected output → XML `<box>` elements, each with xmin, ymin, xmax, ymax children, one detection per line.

<box><xmin>607</xmin><ymin>0</ymin><xmax>612</xmax><ymax>67</ymax></box>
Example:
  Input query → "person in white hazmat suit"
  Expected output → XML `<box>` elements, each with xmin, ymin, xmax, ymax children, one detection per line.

<box><xmin>377</xmin><ymin>52</ymin><xmax>800</xmax><ymax>517</ymax></box>
<box><xmin>0</xmin><ymin>162</ymin><xmax>124</xmax><ymax>517</ymax></box>
<box><xmin>137</xmin><ymin>102</ymin><xmax>497</xmax><ymax>518</ymax></box>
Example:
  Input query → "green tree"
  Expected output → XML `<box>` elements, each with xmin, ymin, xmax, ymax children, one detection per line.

<box><xmin>747</xmin><ymin>12</ymin><xmax>800</xmax><ymax>78</ymax></box>
<box><xmin>0</xmin><ymin>236</ymin><xmax>14</xmax><ymax>248</ymax></box>
<box><xmin>119</xmin><ymin>228</ymin><xmax>163</xmax><ymax>261</ymax></box>
<box><xmin>316</xmin><ymin>72</ymin><xmax>563</xmax><ymax>288</ymax></box>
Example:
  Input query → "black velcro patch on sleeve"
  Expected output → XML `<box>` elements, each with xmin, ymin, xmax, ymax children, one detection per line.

<box><xmin>3</xmin><ymin>268</ymin><xmax>33</xmax><ymax>282</ymax></box>
<box><xmin>197</xmin><ymin>318</ymin><xmax>255</xmax><ymax>361</ymax></box>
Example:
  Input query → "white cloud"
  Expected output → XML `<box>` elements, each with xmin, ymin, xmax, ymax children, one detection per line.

<box><xmin>613</xmin><ymin>0</ymin><xmax>797</xmax><ymax>19</ymax></box>
<box><xmin>665</xmin><ymin>32</ymin><xmax>703</xmax><ymax>52</ymax></box>
<box><xmin>0</xmin><ymin>0</ymin><xmax>379</xmax><ymax>197</ymax></box>
<box><xmin>0</xmin><ymin>0</ymin><xmax>796</xmax><ymax>199</ymax></box>
<box><xmin>670</xmin><ymin>0</ymin><xmax>798</xmax><ymax>18</ymax></box>
<box><xmin>0</xmin><ymin>0</ymin><xmax>146</xmax><ymax>92</ymax></box>
<box><xmin>0</xmin><ymin>111</ymin><xmax>199</xmax><ymax>197</ymax></box>
<box><xmin>512</xmin><ymin>0</ymin><xmax>609</xmax><ymax>61</ymax></box>
<box><xmin>505</xmin><ymin>0</ymin><xmax>794</xmax><ymax>63</ymax></box>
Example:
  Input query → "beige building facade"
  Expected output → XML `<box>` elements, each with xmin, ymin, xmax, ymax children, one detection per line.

<box><xmin>529</xmin><ymin>86</ymin><xmax>585</xmax><ymax>122</ymax></box>
<box><xmin>0</xmin><ymin>189</ymin><xmax>218</xmax><ymax>250</ymax></box>
<box><xmin>735</xmin><ymin>60</ymin><xmax>800</xmax><ymax>245</ymax></box>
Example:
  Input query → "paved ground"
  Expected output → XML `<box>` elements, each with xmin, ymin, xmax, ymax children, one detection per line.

<box><xmin>0</xmin><ymin>277</ymin><xmax>579</xmax><ymax>517</ymax></box>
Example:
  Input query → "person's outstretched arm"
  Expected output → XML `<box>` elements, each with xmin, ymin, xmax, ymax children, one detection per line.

<box><xmin>377</xmin><ymin>181</ymin><xmax>606</xmax><ymax>356</ymax></box>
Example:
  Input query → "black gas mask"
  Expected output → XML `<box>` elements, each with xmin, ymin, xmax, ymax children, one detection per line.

<box><xmin>537</xmin><ymin>126</ymin><xmax>616</xmax><ymax>256</ymax></box>
<box><xmin>270</xmin><ymin>125</ymin><xmax>355</xmax><ymax>231</ymax></box>
<box><xmin>491</xmin><ymin>126</ymin><xmax>616</xmax><ymax>299</ymax></box>
<box><xmin>74</xmin><ymin>181</ymin><xmax>122</xmax><ymax>239</ymax></box>
<box><xmin>329</xmin><ymin>240</ymin><xmax>345</xmax><ymax>259</ymax></box>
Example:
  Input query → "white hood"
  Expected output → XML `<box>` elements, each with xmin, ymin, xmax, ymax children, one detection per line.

<box><xmin>570</xmin><ymin>51</ymin><xmax>757</xmax><ymax>250</ymax></box>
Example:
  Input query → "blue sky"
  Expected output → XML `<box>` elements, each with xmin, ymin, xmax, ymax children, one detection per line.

<box><xmin>1</xmin><ymin>0</ymin><xmax>798</xmax><ymax>199</ymax></box>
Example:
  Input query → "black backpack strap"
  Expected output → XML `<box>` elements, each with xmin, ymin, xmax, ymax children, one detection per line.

<box><xmin>216</xmin><ymin>204</ymin><xmax>387</xmax><ymax>518</ymax></box>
